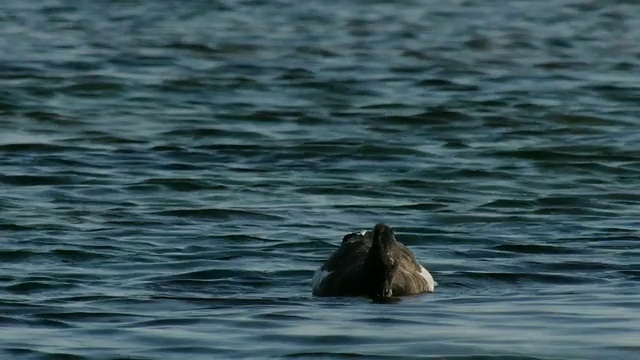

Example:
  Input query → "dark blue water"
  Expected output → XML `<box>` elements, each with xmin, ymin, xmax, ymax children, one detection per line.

<box><xmin>1</xmin><ymin>1</ymin><xmax>639</xmax><ymax>359</ymax></box>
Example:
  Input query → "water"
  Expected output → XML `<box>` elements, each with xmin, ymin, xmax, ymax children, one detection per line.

<box><xmin>1</xmin><ymin>0</ymin><xmax>639</xmax><ymax>359</ymax></box>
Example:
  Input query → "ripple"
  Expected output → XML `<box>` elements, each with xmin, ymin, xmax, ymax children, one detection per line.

<box><xmin>1</xmin><ymin>0</ymin><xmax>639</xmax><ymax>359</ymax></box>
<box><xmin>0</xmin><ymin>249</ymin><xmax>36</xmax><ymax>261</ymax></box>
<box><xmin>139</xmin><ymin>178</ymin><xmax>222</xmax><ymax>192</ymax></box>
<box><xmin>152</xmin><ymin>208</ymin><xmax>283</xmax><ymax>220</ymax></box>
<box><xmin>0</xmin><ymin>143</ymin><xmax>80</xmax><ymax>153</ymax></box>
<box><xmin>2</xmin><ymin>349</ymin><xmax>91</xmax><ymax>360</ymax></box>
<box><xmin>492</xmin><ymin>244</ymin><xmax>579</xmax><ymax>255</ymax></box>
<box><xmin>6</xmin><ymin>280</ymin><xmax>76</xmax><ymax>294</ymax></box>
<box><xmin>456</xmin><ymin>271</ymin><xmax>592</xmax><ymax>285</ymax></box>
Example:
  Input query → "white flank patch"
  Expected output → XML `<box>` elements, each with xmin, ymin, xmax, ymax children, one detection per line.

<box><xmin>418</xmin><ymin>265</ymin><xmax>437</xmax><ymax>292</ymax></box>
<box><xmin>311</xmin><ymin>268</ymin><xmax>331</xmax><ymax>291</ymax></box>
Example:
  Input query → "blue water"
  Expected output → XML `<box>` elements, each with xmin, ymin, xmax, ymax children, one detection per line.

<box><xmin>1</xmin><ymin>1</ymin><xmax>639</xmax><ymax>359</ymax></box>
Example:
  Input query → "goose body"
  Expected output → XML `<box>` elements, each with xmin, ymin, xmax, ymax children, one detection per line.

<box><xmin>312</xmin><ymin>224</ymin><xmax>435</xmax><ymax>299</ymax></box>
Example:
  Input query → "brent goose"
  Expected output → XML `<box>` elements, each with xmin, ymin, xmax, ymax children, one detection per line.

<box><xmin>312</xmin><ymin>223</ymin><xmax>436</xmax><ymax>300</ymax></box>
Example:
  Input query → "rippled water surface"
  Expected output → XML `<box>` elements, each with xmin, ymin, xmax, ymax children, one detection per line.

<box><xmin>1</xmin><ymin>0</ymin><xmax>640</xmax><ymax>359</ymax></box>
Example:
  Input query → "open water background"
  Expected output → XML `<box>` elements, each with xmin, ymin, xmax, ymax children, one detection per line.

<box><xmin>1</xmin><ymin>0</ymin><xmax>639</xmax><ymax>359</ymax></box>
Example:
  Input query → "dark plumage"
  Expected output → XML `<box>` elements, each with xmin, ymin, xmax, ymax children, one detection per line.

<box><xmin>312</xmin><ymin>223</ymin><xmax>436</xmax><ymax>300</ymax></box>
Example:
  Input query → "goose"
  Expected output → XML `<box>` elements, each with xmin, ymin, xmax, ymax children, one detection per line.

<box><xmin>312</xmin><ymin>223</ymin><xmax>435</xmax><ymax>300</ymax></box>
